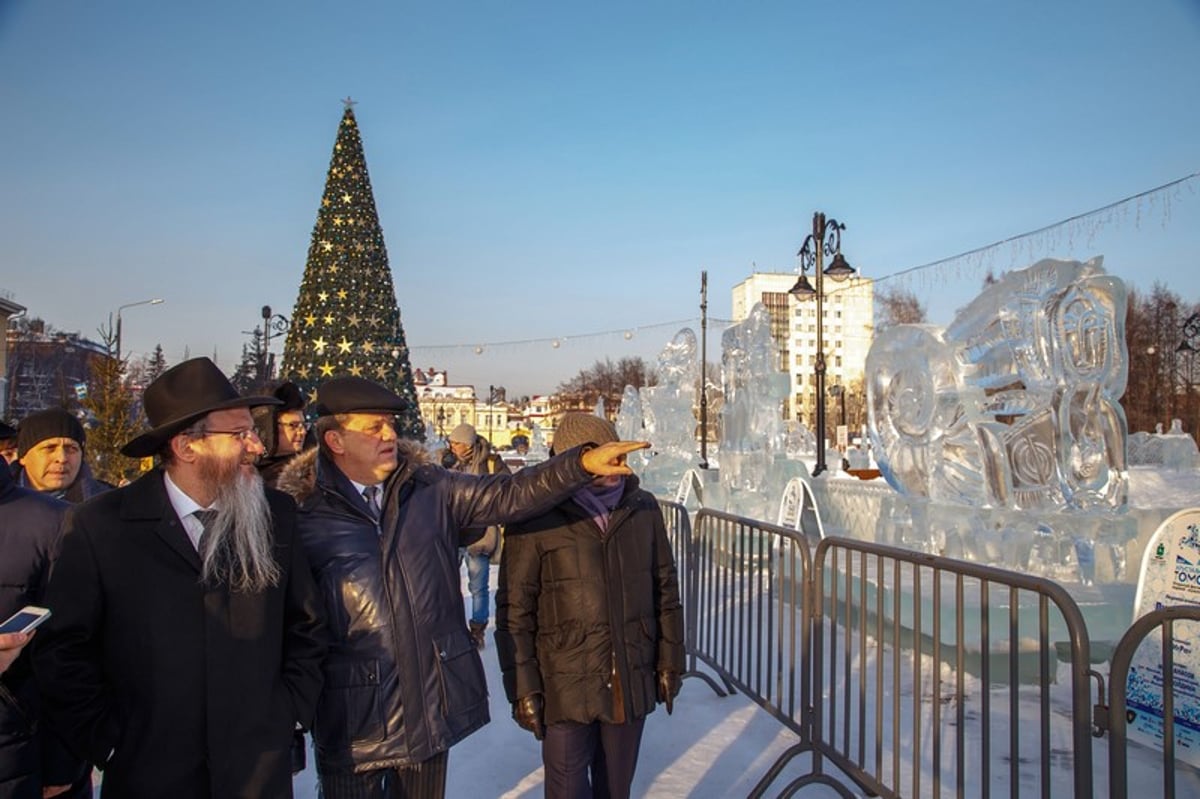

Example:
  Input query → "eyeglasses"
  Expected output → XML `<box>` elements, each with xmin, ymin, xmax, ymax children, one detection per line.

<box><xmin>341</xmin><ymin>417</ymin><xmax>399</xmax><ymax>438</ymax></box>
<box><xmin>194</xmin><ymin>429</ymin><xmax>262</xmax><ymax>443</ymax></box>
<box><xmin>279</xmin><ymin>421</ymin><xmax>308</xmax><ymax>432</ymax></box>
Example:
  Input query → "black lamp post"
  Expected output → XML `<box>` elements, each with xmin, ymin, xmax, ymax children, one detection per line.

<box><xmin>436</xmin><ymin>403</ymin><xmax>446</xmax><ymax>440</ymax></box>
<box><xmin>260</xmin><ymin>305</ymin><xmax>290</xmax><ymax>383</ymax></box>
<box><xmin>790</xmin><ymin>211</ymin><xmax>856</xmax><ymax>477</ymax></box>
<box><xmin>1179</xmin><ymin>312</ymin><xmax>1200</xmax><ymax>438</ymax></box>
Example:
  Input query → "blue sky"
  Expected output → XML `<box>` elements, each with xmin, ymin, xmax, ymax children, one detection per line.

<box><xmin>2</xmin><ymin>0</ymin><xmax>1198</xmax><ymax>396</ymax></box>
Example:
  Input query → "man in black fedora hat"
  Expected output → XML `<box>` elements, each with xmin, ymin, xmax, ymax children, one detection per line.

<box><xmin>34</xmin><ymin>357</ymin><xmax>327</xmax><ymax>799</ymax></box>
<box><xmin>275</xmin><ymin>376</ymin><xmax>649</xmax><ymax>799</ymax></box>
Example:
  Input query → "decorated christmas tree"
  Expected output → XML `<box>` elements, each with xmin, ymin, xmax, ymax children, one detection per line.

<box><xmin>280</xmin><ymin>99</ymin><xmax>423</xmax><ymax>438</ymax></box>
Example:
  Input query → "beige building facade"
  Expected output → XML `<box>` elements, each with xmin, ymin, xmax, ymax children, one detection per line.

<box><xmin>731</xmin><ymin>271</ymin><xmax>874</xmax><ymax>436</ymax></box>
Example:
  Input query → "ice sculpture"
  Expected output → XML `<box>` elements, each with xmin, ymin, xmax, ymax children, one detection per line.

<box><xmin>637</xmin><ymin>328</ymin><xmax>701</xmax><ymax>492</ymax></box>
<box><xmin>615</xmin><ymin>385</ymin><xmax>650</xmax><ymax>472</ymax></box>
<box><xmin>716</xmin><ymin>304</ymin><xmax>804</xmax><ymax>518</ymax></box>
<box><xmin>1129</xmin><ymin>419</ymin><xmax>1200</xmax><ymax>471</ymax></box>
<box><xmin>528</xmin><ymin>421</ymin><xmax>549</xmax><ymax>462</ymax></box>
<box><xmin>867</xmin><ymin>257</ymin><xmax>1128</xmax><ymax>513</ymax></box>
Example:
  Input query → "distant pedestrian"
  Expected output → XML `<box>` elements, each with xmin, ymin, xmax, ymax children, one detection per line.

<box><xmin>34</xmin><ymin>357</ymin><xmax>327</xmax><ymax>799</ymax></box>
<box><xmin>496</xmin><ymin>412</ymin><xmax>684</xmax><ymax>799</ymax></box>
<box><xmin>442</xmin><ymin>422</ymin><xmax>511</xmax><ymax>648</ymax></box>
<box><xmin>253</xmin><ymin>381</ymin><xmax>309</xmax><ymax>488</ymax></box>
<box><xmin>14</xmin><ymin>407</ymin><xmax>111</xmax><ymax>502</ymax></box>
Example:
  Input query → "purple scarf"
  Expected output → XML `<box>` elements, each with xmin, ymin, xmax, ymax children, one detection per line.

<box><xmin>570</xmin><ymin>478</ymin><xmax>625</xmax><ymax>534</ymax></box>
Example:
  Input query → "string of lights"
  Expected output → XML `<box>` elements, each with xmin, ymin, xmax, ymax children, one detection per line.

<box><xmin>409</xmin><ymin>171</ymin><xmax>1198</xmax><ymax>353</ymax></box>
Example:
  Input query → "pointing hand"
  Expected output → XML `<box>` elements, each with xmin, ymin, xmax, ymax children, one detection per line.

<box><xmin>580</xmin><ymin>440</ymin><xmax>650</xmax><ymax>476</ymax></box>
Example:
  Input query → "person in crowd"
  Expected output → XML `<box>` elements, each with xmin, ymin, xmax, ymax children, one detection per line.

<box><xmin>34</xmin><ymin>357</ymin><xmax>327</xmax><ymax>799</ymax></box>
<box><xmin>0</xmin><ymin>419</ymin><xmax>18</xmax><ymax>465</ymax></box>
<box><xmin>0</xmin><ymin>455</ymin><xmax>89</xmax><ymax>799</ymax></box>
<box><xmin>441</xmin><ymin>422</ymin><xmax>511</xmax><ymax>648</ymax></box>
<box><xmin>14</xmin><ymin>408</ymin><xmax>112</xmax><ymax>502</ymax></box>
<box><xmin>277</xmin><ymin>376</ymin><xmax>648</xmax><ymax>799</ymax></box>
<box><xmin>1</xmin><ymin>633</ymin><xmax>33</xmax><ymax>676</ymax></box>
<box><xmin>252</xmin><ymin>380</ymin><xmax>309</xmax><ymax>488</ymax></box>
<box><xmin>496</xmin><ymin>412</ymin><xmax>685</xmax><ymax>799</ymax></box>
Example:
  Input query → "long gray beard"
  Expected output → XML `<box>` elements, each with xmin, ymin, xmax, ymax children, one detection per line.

<box><xmin>200</xmin><ymin>468</ymin><xmax>281</xmax><ymax>593</ymax></box>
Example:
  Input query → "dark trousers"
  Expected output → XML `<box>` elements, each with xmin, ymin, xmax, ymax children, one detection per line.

<box><xmin>541</xmin><ymin>718</ymin><xmax>645</xmax><ymax>799</ymax></box>
<box><xmin>317</xmin><ymin>751</ymin><xmax>449</xmax><ymax>799</ymax></box>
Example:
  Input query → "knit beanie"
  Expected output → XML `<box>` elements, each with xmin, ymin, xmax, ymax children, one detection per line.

<box><xmin>551</xmin><ymin>413</ymin><xmax>617</xmax><ymax>455</ymax></box>
<box><xmin>18</xmin><ymin>408</ymin><xmax>86</xmax><ymax>458</ymax></box>
<box><xmin>449</xmin><ymin>423</ymin><xmax>477</xmax><ymax>445</ymax></box>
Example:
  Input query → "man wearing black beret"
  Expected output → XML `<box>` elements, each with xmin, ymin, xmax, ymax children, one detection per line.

<box><xmin>276</xmin><ymin>376</ymin><xmax>648</xmax><ymax>799</ymax></box>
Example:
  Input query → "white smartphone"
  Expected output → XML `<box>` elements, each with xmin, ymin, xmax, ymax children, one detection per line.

<box><xmin>0</xmin><ymin>606</ymin><xmax>52</xmax><ymax>635</ymax></box>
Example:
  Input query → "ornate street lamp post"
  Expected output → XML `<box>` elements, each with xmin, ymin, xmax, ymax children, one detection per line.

<box><xmin>790</xmin><ymin>212</ymin><xmax>856</xmax><ymax>477</ymax></box>
<box><xmin>260</xmin><ymin>305</ymin><xmax>290</xmax><ymax>382</ymax></box>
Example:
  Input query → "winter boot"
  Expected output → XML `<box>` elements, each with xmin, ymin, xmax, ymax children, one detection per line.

<box><xmin>469</xmin><ymin>620</ymin><xmax>487</xmax><ymax>650</ymax></box>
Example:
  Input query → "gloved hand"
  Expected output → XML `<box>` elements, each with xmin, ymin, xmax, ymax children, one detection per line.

<box><xmin>657</xmin><ymin>670</ymin><xmax>681</xmax><ymax>714</ymax></box>
<box><xmin>513</xmin><ymin>693</ymin><xmax>545</xmax><ymax>740</ymax></box>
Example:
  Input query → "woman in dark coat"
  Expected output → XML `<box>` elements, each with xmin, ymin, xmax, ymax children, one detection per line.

<box><xmin>495</xmin><ymin>413</ymin><xmax>685</xmax><ymax>799</ymax></box>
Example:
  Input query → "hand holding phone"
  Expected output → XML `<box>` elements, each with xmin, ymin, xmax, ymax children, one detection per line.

<box><xmin>0</xmin><ymin>606</ymin><xmax>52</xmax><ymax>635</ymax></box>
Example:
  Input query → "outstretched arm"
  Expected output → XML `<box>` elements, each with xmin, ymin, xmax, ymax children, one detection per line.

<box><xmin>580</xmin><ymin>440</ymin><xmax>649</xmax><ymax>476</ymax></box>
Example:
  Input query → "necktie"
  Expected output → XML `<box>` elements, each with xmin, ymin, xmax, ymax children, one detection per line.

<box><xmin>192</xmin><ymin>509</ymin><xmax>218</xmax><ymax>552</ymax></box>
<box><xmin>362</xmin><ymin>486</ymin><xmax>381</xmax><ymax>521</ymax></box>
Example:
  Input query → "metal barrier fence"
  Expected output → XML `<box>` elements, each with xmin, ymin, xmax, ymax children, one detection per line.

<box><xmin>657</xmin><ymin>502</ymin><xmax>1200</xmax><ymax>796</ymax></box>
<box><xmin>1099</xmin><ymin>605</ymin><xmax>1200</xmax><ymax>799</ymax></box>
<box><xmin>803</xmin><ymin>537</ymin><xmax>1095</xmax><ymax>799</ymax></box>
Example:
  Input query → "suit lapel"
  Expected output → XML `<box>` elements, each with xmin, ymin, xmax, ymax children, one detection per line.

<box><xmin>122</xmin><ymin>469</ymin><xmax>203</xmax><ymax>573</ymax></box>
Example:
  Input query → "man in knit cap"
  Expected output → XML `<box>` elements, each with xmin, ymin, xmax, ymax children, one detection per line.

<box><xmin>15</xmin><ymin>407</ymin><xmax>111</xmax><ymax>502</ymax></box>
<box><xmin>496</xmin><ymin>412</ymin><xmax>684</xmax><ymax>799</ymax></box>
<box><xmin>442</xmin><ymin>422</ymin><xmax>511</xmax><ymax>648</ymax></box>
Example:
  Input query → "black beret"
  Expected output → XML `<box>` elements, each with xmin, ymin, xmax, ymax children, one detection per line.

<box><xmin>313</xmin><ymin>377</ymin><xmax>407</xmax><ymax>417</ymax></box>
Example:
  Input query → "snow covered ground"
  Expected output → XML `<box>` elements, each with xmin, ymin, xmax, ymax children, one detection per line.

<box><xmin>290</xmin><ymin>601</ymin><xmax>802</xmax><ymax>797</ymax></box>
<box><xmin>285</xmin><ymin>552</ymin><xmax>1200</xmax><ymax>798</ymax></box>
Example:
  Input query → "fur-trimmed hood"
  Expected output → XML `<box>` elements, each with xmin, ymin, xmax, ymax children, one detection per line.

<box><xmin>275</xmin><ymin>440</ymin><xmax>431</xmax><ymax>505</ymax></box>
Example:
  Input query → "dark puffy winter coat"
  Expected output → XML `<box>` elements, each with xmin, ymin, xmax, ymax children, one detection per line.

<box><xmin>277</xmin><ymin>441</ymin><xmax>593</xmax><ymax>773</ymax></box>
<box><xmin>495</xmin><ymin>477</ymin><xmax>685</xmax><ymax>726</ymax></box>
<box><xmin>0</xmin><ymin>463</ymin><xmax>85</xmax><ymax>798</ymax></box>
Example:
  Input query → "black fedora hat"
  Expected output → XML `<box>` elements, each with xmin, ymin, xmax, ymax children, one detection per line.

<box><xmin>121</xmin><ymin>357</ymin><xmax>280</xmax><ymax>457</ymax></box>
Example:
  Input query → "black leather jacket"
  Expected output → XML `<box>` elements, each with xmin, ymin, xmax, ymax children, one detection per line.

<box><xmin>278</xmin><ymin>442</ymin><xmax>592</xmax><ymax>772</ymax></box>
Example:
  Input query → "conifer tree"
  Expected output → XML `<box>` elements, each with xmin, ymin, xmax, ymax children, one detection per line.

<box><xmin>83</xmin><ymin>339</ymin><xmax>143</xmax><ymax>484</ymax></box>
<box><xmin>280</xmin><ymin>99</ymin><xmax>422</xmax><ymax>438</ymax></box>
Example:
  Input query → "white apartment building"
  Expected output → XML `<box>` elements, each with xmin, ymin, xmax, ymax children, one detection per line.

<box><xmin>731</xmin><ymin>271</ymin><xmax>874</xmax><ymax>432</ymax></box>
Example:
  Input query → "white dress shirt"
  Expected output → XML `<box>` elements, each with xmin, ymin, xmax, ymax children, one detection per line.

<box><xmin>163</xmin><ymin>470</ymin><xmax>215</xmax><ymax>551</ymax></box>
